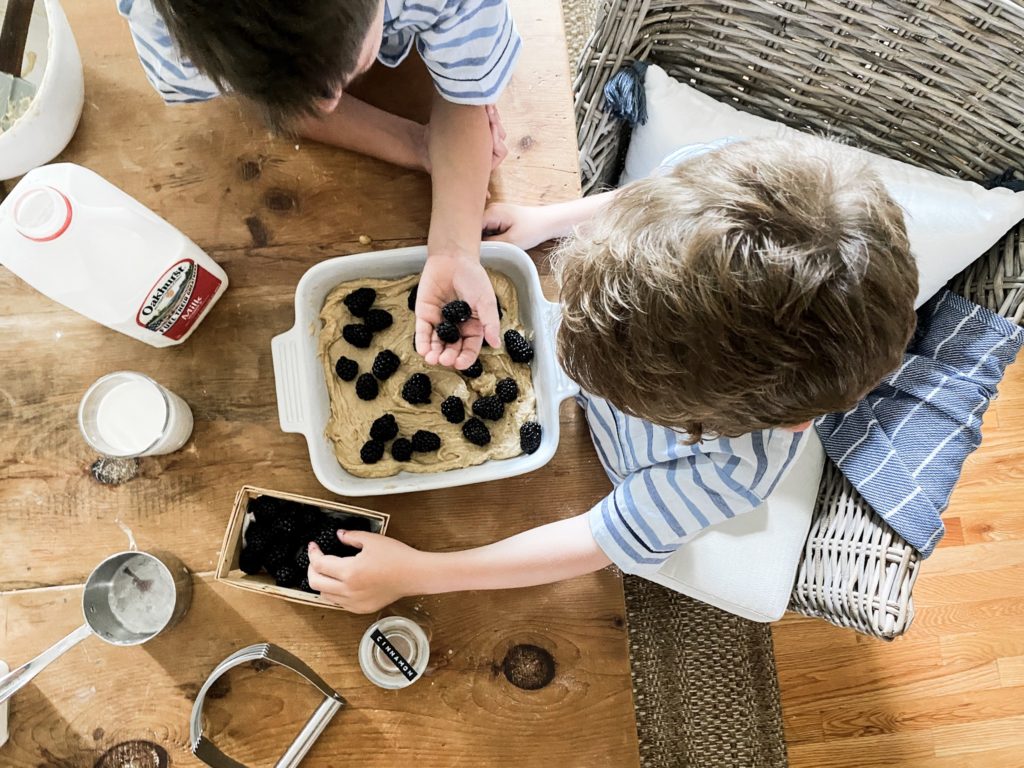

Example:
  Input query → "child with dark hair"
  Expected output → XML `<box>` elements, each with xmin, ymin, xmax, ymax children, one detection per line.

<box><xmin>118</xmin><ymin>0</ymin><xmax>520</xmax><ymax>368</ymax></box>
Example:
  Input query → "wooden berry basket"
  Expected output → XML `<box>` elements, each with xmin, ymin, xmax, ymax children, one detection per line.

<box><xmin>215</xmin><ymin>485</ymin><xmax>390</xmax><ymax>610</ymax></box>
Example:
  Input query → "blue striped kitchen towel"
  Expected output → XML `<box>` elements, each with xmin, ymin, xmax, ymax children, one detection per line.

<box><xmin>815</xmin><ymin>290</ymin><xmax>1024</xmax><ymax>556</ymax></box>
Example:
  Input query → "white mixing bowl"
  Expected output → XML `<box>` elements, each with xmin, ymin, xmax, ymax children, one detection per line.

<box><xmin>272</xmin><ymin>242</ymin><xmax>579</xmax><ymax>497</ymax></box>
<box><xmin>0</xmin><ymin>0</ymin><xmax>84</xmax><ymax>181</ymax></box>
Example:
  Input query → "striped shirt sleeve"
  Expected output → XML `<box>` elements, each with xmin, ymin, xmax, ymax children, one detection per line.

<box><xmin>117</xmin><ymin>0</ymin><xmax>220</xmax><ymax>104</ymax></box>
<box><xmin>589</xmin><ymin>430</ymin><xmax>805</xmax><ymax>575</ymax></box>
<box><xmin>414</xmin><ymin>0</ymin><xmax>522</xmax><ymax>104</ymax></box>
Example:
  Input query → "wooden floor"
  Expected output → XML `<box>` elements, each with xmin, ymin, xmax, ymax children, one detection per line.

<box><xmin>773</xmin><ymin>360</ymin><xmax>1024</xmax><ymax>767</ymax></box>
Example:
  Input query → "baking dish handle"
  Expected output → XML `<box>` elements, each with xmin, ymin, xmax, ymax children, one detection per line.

<box><xmin>542</xmin><ymin>300</ymin><xmax>580</xmax><ymax>401</ymax></box>
<box><xmin>271</xmin><ymin>328</ymin><xmax>308</xmax><ymax>435</ymax></box>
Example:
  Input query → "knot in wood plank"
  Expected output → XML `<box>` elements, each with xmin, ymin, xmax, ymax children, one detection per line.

<box><xmin>501</xmin><ymin>644</ymin><xmax>556</xmax><ymax>690</ymax></box>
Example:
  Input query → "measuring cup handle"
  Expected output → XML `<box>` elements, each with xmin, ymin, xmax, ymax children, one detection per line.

<box><xmin>0</xmin><ymin>623</ymin><xmax>92</xmax><ymax>705</ymax></box>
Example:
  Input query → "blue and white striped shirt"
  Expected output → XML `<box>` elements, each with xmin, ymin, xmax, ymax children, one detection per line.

<box><xmin>117</xmin><ymin>0</ymin><xmax>521</xmax><ymax>106</ymax></box>
<box><xmin>379</xmin><ymin>0</ymin><xmax>521</xmax><ymax>104</ymax></box>
<box><xmin>581</xmin><ymin>394</ymin><xmax>806</xmax><ymax>575</ymax></box>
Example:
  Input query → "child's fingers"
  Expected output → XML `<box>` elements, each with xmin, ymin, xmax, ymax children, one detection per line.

<box><xmin>308</xmin><ymin>543</ymin><xmax>347</xmax><ymax>580</ymax></box>
<box><xmin>493</xmin><ymin>141</ymin><xmax>508</xmax><ymax>170</ymax></box>
<box><xmin>414</xmin><ymin>316</ymin><xmax>437</xmax><ymax>360</ymax></box>
<box><xmin>337</xmin><ymin>529</ymin><xmax>368</xmax><ymax>549</ymax></box>
<box><xmin>307</xmin><ymin>568</ymin><xmax>347</xmax><ymax>597</ymax></box>
<box><xmin>438</xmin><ymin>344</ymin><xmax>460</xmax><ymax>368</ymax></box>
<box><xmin>473</xmin><ymin>296</ymin><xmax>501</xmax><ymax>348</ymax></box>
<box><xmin>481</xmin><ymin>206</ymin><xmax>510</xmax><ymax>234</ymax></box>
<box><xmin>452</xmin><ymin>335</ymin><xmax>483</xmax><ymax>369</ymax></box>
<box><xmin>487</xmin><ymin>104</ymin><xmax>507</xmax><ymax>140</ymax></box>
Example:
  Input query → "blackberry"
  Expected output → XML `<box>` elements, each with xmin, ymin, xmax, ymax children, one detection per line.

<box><xmin>472</xmin><ymin>396</ymin><xmax>505</xmax><ymax>421</ymax></box>
<box><xmin>411</xmin><ymin>430</ymin><xmax>441</xmax><ymax>453</ymax></box>
<box><xmin>335</xmin><ymin>356</ymin><xmax>358</xmax><ymax>381</ymax></box>
<box><xmin>441</xmin><ymin>396</ymin><xmax>465</xmax><ymax>424</ymax></box>
<box><xmin>343</xmin><ymin>287</ymin><xmax>376</xmax><ymax>317</ymax></box>
<box><xmin>391</xmin><ymin>437</ymin><xmax>413</xmax><ymax>462</ymax></box>
<box><xmin>244</xmin><ymin>524</ymin><xmax>270</xmax><ymax>554</ymax></box>
<box><xmin>459</xmin><ymin>359</ymin><xmax>483</xmax><ymax>378</ymax></box>
<box><xmin>273</xmin><ymin>564</ymin><xmax>302</xmax><ymax>588</ymax></box>
<box><xmin>407</xmin><ymin>283</ymin><xmax>418</xmax><ymax>311</ymax></box>
<box><xmin>504</xmin><ymin>330</ymin><xmax>534</xmax><ymax>363</ymax></box>
<box><xmin>239</xmin><ymin>547</ymin><xmax>263</xmax><ymax>575</ymax></box>
<box><xmin>435</xmin><ymin>321</ymin><xmax>461</xmax><ymax>344</ymax></box>
<box><xmin>312</xmin><ymin>525</ymin><xmax>342</xmax><ymax>555</ymax></box>
<box><xmin>295</xmin><ymin>547</ymin><xmax>310</xmax><ymax>572</ymax></box>
<box><xmin>293</xmin><ymin>506</ymin><xmax>318</xmax><ymax>538</ymax></box>
<box><xmin>313</xmin><ymin>525</ymin><xmax>360</xmax><ymax>558</ymax></box>
<box><xmin>263</xmin><ymin>542</ymin><xmax>291</xmax><ymax>571</ymax></box>
<box><xmin>372</xmin><ymin>349</ymin><xmax>400</xmax><ymax>380</ymax></box>
<box><xmin>365</xmin><ymin>308</ymin><xmax>394</xmax><ymax>332</ymax></box>
<box><xmin>247</xmin><ymin>495</ymin><xmax>285</xmax><ymax>525</ymax></box>
<box><xmin>343</xmin><ymin>323</ymin><xmax>373</xmax><ymax>348</ymax></box>
<box><xmin>401</xmin><ymin>373</ymin><xmax>431</xmax><ymax>404</ymax></box>
<box><xmin>462</xmin><ymin>417</ymin><xmax>491</xmax><ymax>446</ymax></box>
<box><xmin>442</xmin><ymin>300</ymin><xmax>472</xmax><ymax>324</ymax></box>
<box><xmin>271</xmin><ymin>515</ymin><xmax>299</xmax><ymax>541</ymax></box>
<box><xmin>298</xmin><ymin>578</ymin><xmax>318</xmax><ymax>594</ymax></box>
<box><xmin>520</xmin><ymin>421</ymin><xmax>543</xmax><ymax>454</ymax></box>
<box><xmin>369</xmin><ymin>413</ymin><xmax>399</xmax><ymax>442</ymax></box>
<box><xmin>360</xmin><ymin>439</ymin><xmax>385</xmax><ymax>464</ymax></box>
<box><xmin>496</xmin><ymin>377</ymin><xmax>519</xmax><ymax>403</ymax></box>
<box><xmin>355</xmin><ymin>373</ymin><xmax>379</xmax><ymax>400</ymax></box>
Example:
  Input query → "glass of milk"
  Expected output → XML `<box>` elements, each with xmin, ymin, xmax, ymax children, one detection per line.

<box><xmin>78</xmin><ymin>371</ymin><xmax>193</xmax><ymax>457</ymax></box>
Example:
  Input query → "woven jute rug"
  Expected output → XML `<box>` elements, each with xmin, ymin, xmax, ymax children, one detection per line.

<box><xmin>559</xmin><ymin>5</ymin><xmax>789</xmax><ymax>767</ymax></box>
<box><xmin>623</xmin><ymin>577</ymin><xmax>788</xmax><ymax>767</ymax></box>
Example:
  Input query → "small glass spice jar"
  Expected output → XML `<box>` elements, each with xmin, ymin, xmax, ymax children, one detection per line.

<box><xmin>358</xmin><ymin>616</ymin><xmax>430</xmax><ymax>690</ymax></box>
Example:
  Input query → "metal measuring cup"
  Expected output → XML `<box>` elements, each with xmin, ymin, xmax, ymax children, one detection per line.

<box><xmin>0</xmin><ymin>549</ymin><xmax>191</xmax><ymax>704</ymax></box>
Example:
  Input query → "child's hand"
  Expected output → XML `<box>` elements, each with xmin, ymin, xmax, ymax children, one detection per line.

<box><xmin>307</xmin><ymin>532</ymin><xmax>423</xmax><ymax>614</ymax></box>
<box><xmin>482</xmin><ymin>203</ymin><xmax>556</xmax><ymax>250</ymax></box>
<box><xmin>486</xmin><ymin>105</ymin><xmax>508</xmax><ymax>170</ymax></box>
<box><xmin>415</xmin><ymin>254</ymin><xmax>502</xmax><ymax>368</ymax></box>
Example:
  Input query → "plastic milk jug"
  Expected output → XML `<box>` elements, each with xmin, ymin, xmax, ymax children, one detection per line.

<box><xmin>0</xmin><ymin>163</ymin><xmax>228</xmax><ymax>347</ymax></box>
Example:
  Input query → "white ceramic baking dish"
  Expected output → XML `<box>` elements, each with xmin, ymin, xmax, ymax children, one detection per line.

<box><xmin>272</xmin><ymin>242</ymin><xmax>579</xmax><ymax>497</ymax></box>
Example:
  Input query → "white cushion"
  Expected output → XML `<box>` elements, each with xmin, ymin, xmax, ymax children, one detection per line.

<box><xmin>648</xmin><ymin>431</ymin><xmax>825</xmax><ymax>622</ymax></box>
<box><xmin>625</xmin><ymin>66</ymin><xmax>1024</xmax><ymax>622</ymax></box>
<box><xmin>621</xmin><ymin>65</ymin><xmax>1024</xmax><ymax>309</ymax></box>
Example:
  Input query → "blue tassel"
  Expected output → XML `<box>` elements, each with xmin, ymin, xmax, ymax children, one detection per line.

<box><xmin>985</xmin><ymin>168</ymin><xmax>1024</xmax><ymax>192</ymax></box>
<box><xmin>603</xmin><ymin>61</ymin><xmax>650</xmax><ymax>127</ymax></box>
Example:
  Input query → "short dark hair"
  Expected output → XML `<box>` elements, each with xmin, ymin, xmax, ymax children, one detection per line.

<box><xmin>553</xmin><ymin>135</ymin><xmax>918</xmax><ymax>442</ymax></box>
<box><xmin>152</xmin><ymin>0</ymin><xmax>379</xmax><ymax>130</ymax></box>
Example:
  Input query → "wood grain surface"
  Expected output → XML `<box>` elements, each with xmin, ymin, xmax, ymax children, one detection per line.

<box><xmin>775</xmin><ymin>361</ymin><xmax>1024</xmax><ymax>767</ymax></box>
<box><xmin>0</xmin><ymin>576</ymin><xmax>635</xmax><ymax>767</ymax></box>
<box><xmin>0</xmin><ymin>0</ymin><xmax>640</xmax><ymax>765</ymax></box>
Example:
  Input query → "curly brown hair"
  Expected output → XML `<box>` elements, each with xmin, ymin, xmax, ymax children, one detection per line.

<box><xmin>552</xmin><ymin>136</ymin><xmax>918</xmax><ymax>442</ymax></box>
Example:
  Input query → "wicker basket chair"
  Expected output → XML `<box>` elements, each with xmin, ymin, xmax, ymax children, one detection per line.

<box><xmin>573</xmin><ymin>0</ymin><xmax>1024</xmax><ymax>639</ymax></box>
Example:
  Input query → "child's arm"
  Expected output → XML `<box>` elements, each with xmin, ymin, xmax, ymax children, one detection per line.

<box><xmin>294</xmin><ymin>98</ymin><xmax>508</xmax><ymax>174</ymax></box>
<box><xmin>482</xmin><ymin>191</ymin><xmax>620</xmax><ymax>251</ymax></box>
<box><xmin>293</xmin><ymin>95</ymin><xmax>430</xmax><ymax>171</ymax></box>
<box><xmin>414</xmin><ymin>95</ymin><xmax>503</xmax><ymax>370</ymax></box>
<box><xmin>306</xmin><ymin>513</ymin><xmax>612</xmax><ymax>614</ymax></box>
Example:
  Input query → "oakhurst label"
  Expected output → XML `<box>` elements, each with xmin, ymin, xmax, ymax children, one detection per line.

<box><xmin>137</xmin><ymin>259</ymin><xmax>223</xmax><ymax>341</ymax></box>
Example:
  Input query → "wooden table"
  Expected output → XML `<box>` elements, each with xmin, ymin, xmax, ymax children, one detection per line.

<box><xmin>0</xmin><ymin>1</ymin><xmax>640</xmax><ymax>765</ymax></box>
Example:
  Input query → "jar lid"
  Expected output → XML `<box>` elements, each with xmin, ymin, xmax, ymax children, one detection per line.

<box><xmin>358</xmin><ymin>616</ymin><xmax>430</xmax><ymax>689</ymax></box>
<box><xmin>14</xmin><ymin>186</ymin><xmax>73</xmax><ymax>242</ymax></box>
